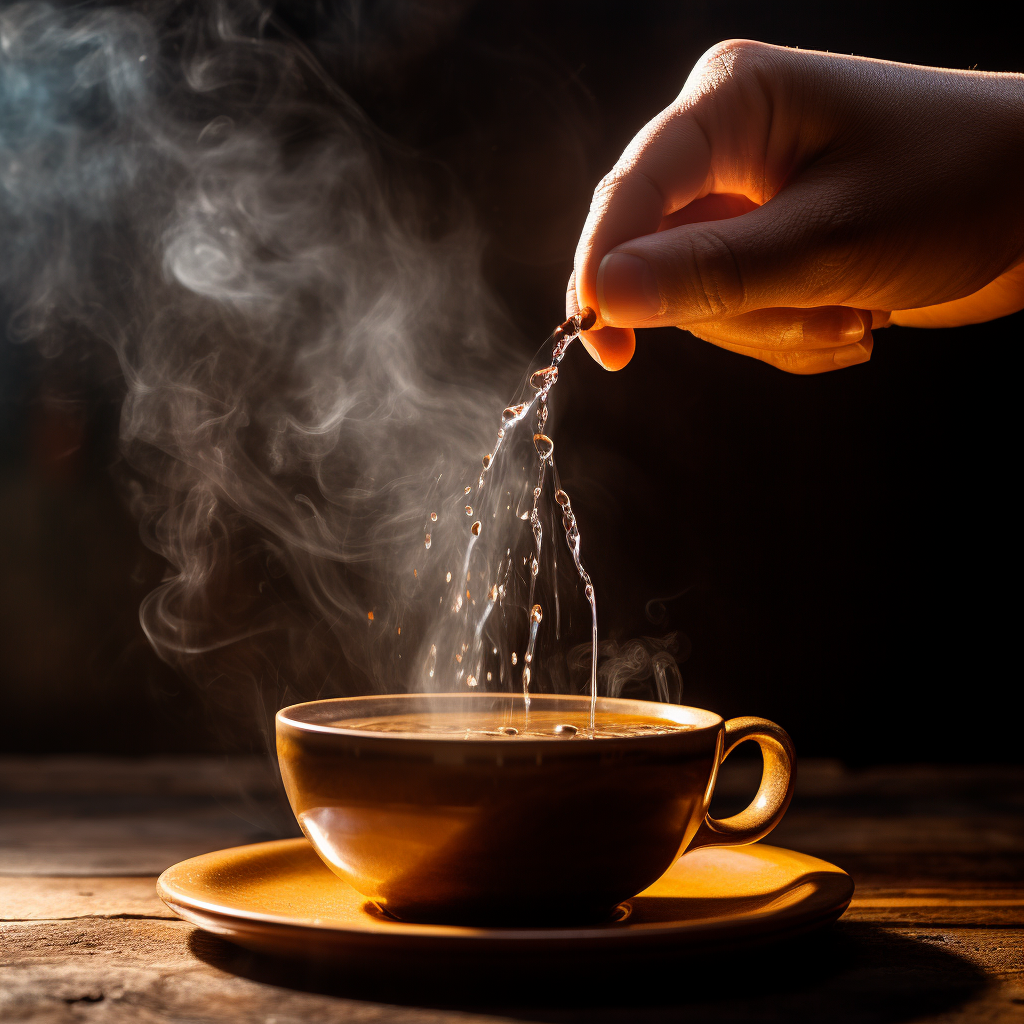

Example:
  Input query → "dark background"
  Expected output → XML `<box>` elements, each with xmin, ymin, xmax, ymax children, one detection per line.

<box><xmin>1</xmin><ymin>0</ymin><xmax>1018</xmax><ymax>762</ymax></box>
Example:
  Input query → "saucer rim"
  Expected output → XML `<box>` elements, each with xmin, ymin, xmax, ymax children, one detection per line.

<box><xmin>157</xmin><ymin>837</ymin><xmax>853</xmax><ymax>945</ymax></box>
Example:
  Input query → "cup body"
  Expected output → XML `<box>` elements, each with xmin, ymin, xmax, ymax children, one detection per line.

<box><xmin>277</xmin><ymin>692</ymin><xmax>729</xmax><ymax>925</ymax></box>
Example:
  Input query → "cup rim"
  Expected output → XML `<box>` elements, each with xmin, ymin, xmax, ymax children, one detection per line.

<box><xmin>276</xmin><ymin>692</ymin><xmax>723</xmax><ymax>744</ymax></box>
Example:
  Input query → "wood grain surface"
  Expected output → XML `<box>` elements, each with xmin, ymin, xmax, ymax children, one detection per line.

<box><xmin>2</xmin><ymin>756</ymin><xmax>1022</xmax><ymax>1023</ymax></box>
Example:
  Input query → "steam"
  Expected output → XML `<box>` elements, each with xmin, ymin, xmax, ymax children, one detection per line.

<box><xmin>569</xmin><ymin>634</ymin><xmax>686</xmax><ymax>704</ymax></box>
<box><xmin>0</xmin><ymin>1</ymin><xmax>527</xmax><ymax>721</ymax></box>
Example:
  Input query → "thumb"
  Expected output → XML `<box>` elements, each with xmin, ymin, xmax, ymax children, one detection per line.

<box><xmin>597</xmin><ymin>184</ymin><xmax>839</xmax><ymax>327</ymax></box>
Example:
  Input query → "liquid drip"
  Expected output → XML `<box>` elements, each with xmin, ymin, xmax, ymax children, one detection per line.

<box><xmin>555</xmin><ymin>487</ymin><xmax>598</xmax><ymax>732</ymax></box>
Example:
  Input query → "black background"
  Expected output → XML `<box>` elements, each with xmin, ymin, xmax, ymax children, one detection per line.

<box><xmin>1</xmin><ymin>0</ymin><xmax>1018</xmax><ymax>762</ymax></box>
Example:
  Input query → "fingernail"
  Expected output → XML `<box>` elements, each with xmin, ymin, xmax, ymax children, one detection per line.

<box><xmin>839</xmin><ymin>308</ymin><xmax>869</xmax><ymax>343</ymax></box>
<box><xmin>833</xmin><ymin>341</ymin><xmax>871</xmax><ymax>368</ymax></box>
<box><xmin>597</xmin><ymin>253</ymin><xmax>661</xmax><ymax>323</ymax></box>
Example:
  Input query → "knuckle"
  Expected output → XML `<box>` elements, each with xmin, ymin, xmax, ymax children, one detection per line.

<box><xmin>686</xmin><ymin>38</ymin><xmax>773</xmax><ymax>98</ymax></box>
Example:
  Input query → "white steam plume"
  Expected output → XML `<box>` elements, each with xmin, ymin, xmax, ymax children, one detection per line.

<box><xmin>0</xmin><ymin>1</ymin><xmax>528</xmax><ymax>729</ymax></box>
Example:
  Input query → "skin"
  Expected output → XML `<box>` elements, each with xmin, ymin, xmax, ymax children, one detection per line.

<box><xmin>567</xmin><ymin>40</ymin><xmax>1024</xmax><ymax>373</ymax></box>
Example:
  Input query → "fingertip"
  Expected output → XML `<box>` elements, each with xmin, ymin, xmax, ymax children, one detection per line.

<box><xmin>832</xmin><ymin>336</ymin><xmax>873</xmax><ymax>369</ymax></box>
<box><xmin>581</xmin><ymin>326</ymin><xmax>635</xmax><ymax>371</ymax></box>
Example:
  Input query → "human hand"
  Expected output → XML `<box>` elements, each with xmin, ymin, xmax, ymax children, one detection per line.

<box><xmin>568</xmin><ymin>41</ymin><xmax>1024</xmax><ymax>373</ymax></box>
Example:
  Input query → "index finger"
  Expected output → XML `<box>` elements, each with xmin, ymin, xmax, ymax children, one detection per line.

<box><xmin>573</xmin><ymin>110</ymin><xmax>714</xmax><ymax>326</ymax></box>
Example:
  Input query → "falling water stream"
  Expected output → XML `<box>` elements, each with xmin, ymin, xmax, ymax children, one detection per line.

<box><xmin>422</xmin><ymin>307</ymin><xmax>601</xmax><ymax>732</ymax></box>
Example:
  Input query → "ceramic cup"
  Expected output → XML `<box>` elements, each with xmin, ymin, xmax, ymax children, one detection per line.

<box><xmin>276</xmin><ymin>692</ymin><xmax>794</xmax><ymax>925</ymax></box>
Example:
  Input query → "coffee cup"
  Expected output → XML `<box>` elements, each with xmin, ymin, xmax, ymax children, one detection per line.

<box><xmin>276</xmin><ymin>692</ymin><xmax>794</xmax><ymax>925</ymax></box>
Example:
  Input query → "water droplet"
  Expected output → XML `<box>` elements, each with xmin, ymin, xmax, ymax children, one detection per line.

<box><xmin>530</xmin><ymin>366</ymin><xmax>558</xmax><ymax>390</ymax></box>
<box><xmin>467</xmin><ymin>675</ymin><xmax>477</xmax><ymax>687</ymax></box>
<box><xmin>430</xmin><ymin>512</ymin><xmax>437</xmax><ymax>522</ymax></box>
<box><xmin>522</xmin><ymin>666</ymin><xmax>531</xmax><ymax>686</ymax></box>
<box><xmin>413</xmin><ymin>568</ymin><xmax>418</xmax><ymax>577</ymax></box>
<box><xmin>465</xmin><ymin>505</ymin><xmax>473</xmax><ymax>515</ymax></box>
<box><xmin>488</xmin><ymin>584</ymin><xmax>498</xmax><ymax>601</ymax></box>
<box><xmin>585</xmin><ymin>584</ymin><xmax>594</xmax><ymax>601</ymax></box>
<box><xmin>424</xmin><ymin>532</ymin><xmax>431</xmax><ymax>549</ymax></box>
<box><xmin>471</xmin><ymin>521</ymin><xmax>481</xmax><ymax>535</ymax></box>
<box><xmin>397</xmin><ymin>626</ymin><xmax>401</xmax><ymax>635</ymax></box>
<box><xmin>555</xmin><ymin>489</ymin><xmax>569</xmax><ymax>507</ymax></box>
<box><xmin>482</xmin><ymin>454</ymin><xmax>491</xmax><ymax>468</ymax></box>
<box><xmin>446</xmin><ymin>571</ymin><xmax>452</xmax><ymax>583</ymax></box>
<box><xmin>453</xmin><ymin>595</ymin><xmax>463</xmax><ymax>612</ymax></box>
<box><xmin>530</xmin><ymin>556</ymin><xmax>539</xmax><ymax>577</ymax></box>
<box><xmin>533</xmin><ymin>486</ymin><xmax>542</xmax><ymax>500</ymax></box>
<box><xmin>533</xmin><ymin>433</ymin><xmax>554</xmax><ymax>460</ymax></box>
<box><xmin>455</xmin><ymin>652</ymin><xmax>462</xmax><ymax>663</ymax></box>
<box><xmin>554</xmin><ymin>724</ymin><xmax>578</xmax><ymax>737</ymax></box>
<box><xmin>367</xmin><ymin>611</ymin><xmax>374</xmax><ymax>621</ymax></box>
<box><xmin>500</xmin><ymin>726</ymin><xmax>518</xmax><ymax>736</ymax></box>
<box><xmin>427</xmin><ymin>644</ymin><xmax>436</xmax><ymax>679</ymax></box>
<box><xmin>511</xmin><ymin>652</ymin><xmax>518</xmax><ymax>665</ymax></box>
<box><xmin>530</xmin><ymin>604</ymin><xmax>543</xmax><ymax>624</ymax></box>
<box><xmin>465</xmin><ymin>486</ymin><xmax>472</xmax><ymax>494</ymax></box>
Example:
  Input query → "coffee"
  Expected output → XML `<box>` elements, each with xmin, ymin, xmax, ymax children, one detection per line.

<box><xmin>334</xmin><ymin>709</ymin><xmax>694</xmax><ymax>739</ymax></box>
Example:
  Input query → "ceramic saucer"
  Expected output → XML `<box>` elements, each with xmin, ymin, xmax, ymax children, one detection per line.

<box><xmin>158</xmin><ymin>838</ymin><xmax>852</xmax><ymax>968</ymax></box>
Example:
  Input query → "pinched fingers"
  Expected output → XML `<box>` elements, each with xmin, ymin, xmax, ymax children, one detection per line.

<box><xmin>566</xmin><ymin>270</ymin><xmax>636</xmax><ymax>370</ymax></box>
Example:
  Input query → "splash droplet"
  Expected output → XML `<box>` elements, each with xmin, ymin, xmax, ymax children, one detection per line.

<box><xmin>482</xmin><ymin>454</ymin><xmax>491</xmax><ymax>468</ymax></box>
<box><xmin>424</xmin><ymin>532</ymin><xmax>431</xmax><ymax>549</ymax></box>
<box><xmin>465</xmin><ymin>505</ymin><xmax>473</xmax><ymax>515</ymax></box>
<box><xmin>502</xmin><ymin>403</ymin><xmax>527</xmax><ymax>422</ymax></box>
<box><xmin>555</xmin><ymin>489</ymin><xmax>569</xmax><ymax>507</ymax></box>
<box><xmin>511</xmin><ymin>652</ymin><xmax>518</xmax><ymax>665</ymax></box>
<box><xmin>465</xmin><ymin>486</ymin><xmax>472</xmax><ymax>494</ymax></box>
<box><xmin>530</xmin><ymin>366</ymin><xmax>558</xmax><ymax>391</ymax></box>
<box><xmin>430</xmin><ymin>511</ymin><xmax>437</xmax><ymax>522</ymax></box>
<box><xmin>467</xmin><ymin>675</ymin><xmax>477</xmax><ymax>687</ymax></box>
<box><xmin>471</xmin><ymin>521</ymin><xmax>481</xmax><ymax>535</ymax></box>
<box><xmin>413</xmin><ymin>568</ymin><xmax>418</xmax><ymax>577</ymax></box>
<box><xmin>446</xmin><ymin>571</ymin><xmax>452</xmax><ymax>583</ymax></box>
<box><xmin>486</xmin><ymin>671</ymin><xmax>493</xmax><ymax>681</ymax></box>
<box><xmin>530</xmin><ymin>604</ymin><xmax>543</xmax><ymax>624</ymax></box>
<box><xmin>367</xmin><ymin>611</ymin><xmax>374</xmax><ymax>621</ymax></box>
<box><xmin>488</xmin><ymin>584</ymin><xmax>498</xmax><ymax>601</ymax></box>
<box><xmin>522</xmin><ymin>666</ymin><xmax>531</xmax><ymax>686</ymax></box>
<box><xmin>533</xmin><ymin>433</ymin><xmax>554</xmax><ymax>460</ymax></box>
<box><xmin>427</xmin><ymin>644</ymin><xmax>436</xmax><ymax>679</ymax></box>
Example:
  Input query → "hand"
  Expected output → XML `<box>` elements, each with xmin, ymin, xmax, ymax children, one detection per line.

<box><xmin>568</xmin><ymin>40</ymin><xmax>1024</xmax><ymax>373</ymax></box>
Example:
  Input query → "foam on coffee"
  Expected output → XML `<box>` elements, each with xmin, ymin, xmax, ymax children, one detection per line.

<box><xmin>333</xmin><ymin>709</ymin><xmax>695</xmax><ymax>739</ymax></box>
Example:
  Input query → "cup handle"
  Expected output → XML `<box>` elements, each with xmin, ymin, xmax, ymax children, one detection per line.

<box><xmin>687</xmin><ymin>716</ymin><xmax>796</xmax><ymax>851</ymax></box>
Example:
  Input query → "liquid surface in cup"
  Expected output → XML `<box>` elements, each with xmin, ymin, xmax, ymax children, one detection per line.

<box><xmin>332</xmin><ymin>709</ymin><xmax>694</xmax><ymax>739</ymax></box>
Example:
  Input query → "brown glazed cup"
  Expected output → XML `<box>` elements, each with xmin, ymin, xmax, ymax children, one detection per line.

<box><xmin>276</xmin><ymin>692</ymin><xmax>795</xmax><ymax>925</ymax></box>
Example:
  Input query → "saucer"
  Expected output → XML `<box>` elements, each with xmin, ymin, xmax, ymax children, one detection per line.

<box><xmin>158</xmin><ymin>838</ymin><xmax>852</xmax><ymax>968</ymax></box>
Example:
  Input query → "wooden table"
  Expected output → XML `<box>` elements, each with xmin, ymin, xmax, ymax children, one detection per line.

<box><xmin>2</xmin><ymin>756</ymin><xmax>1021</xmax><ymax>1023</ymax></box>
